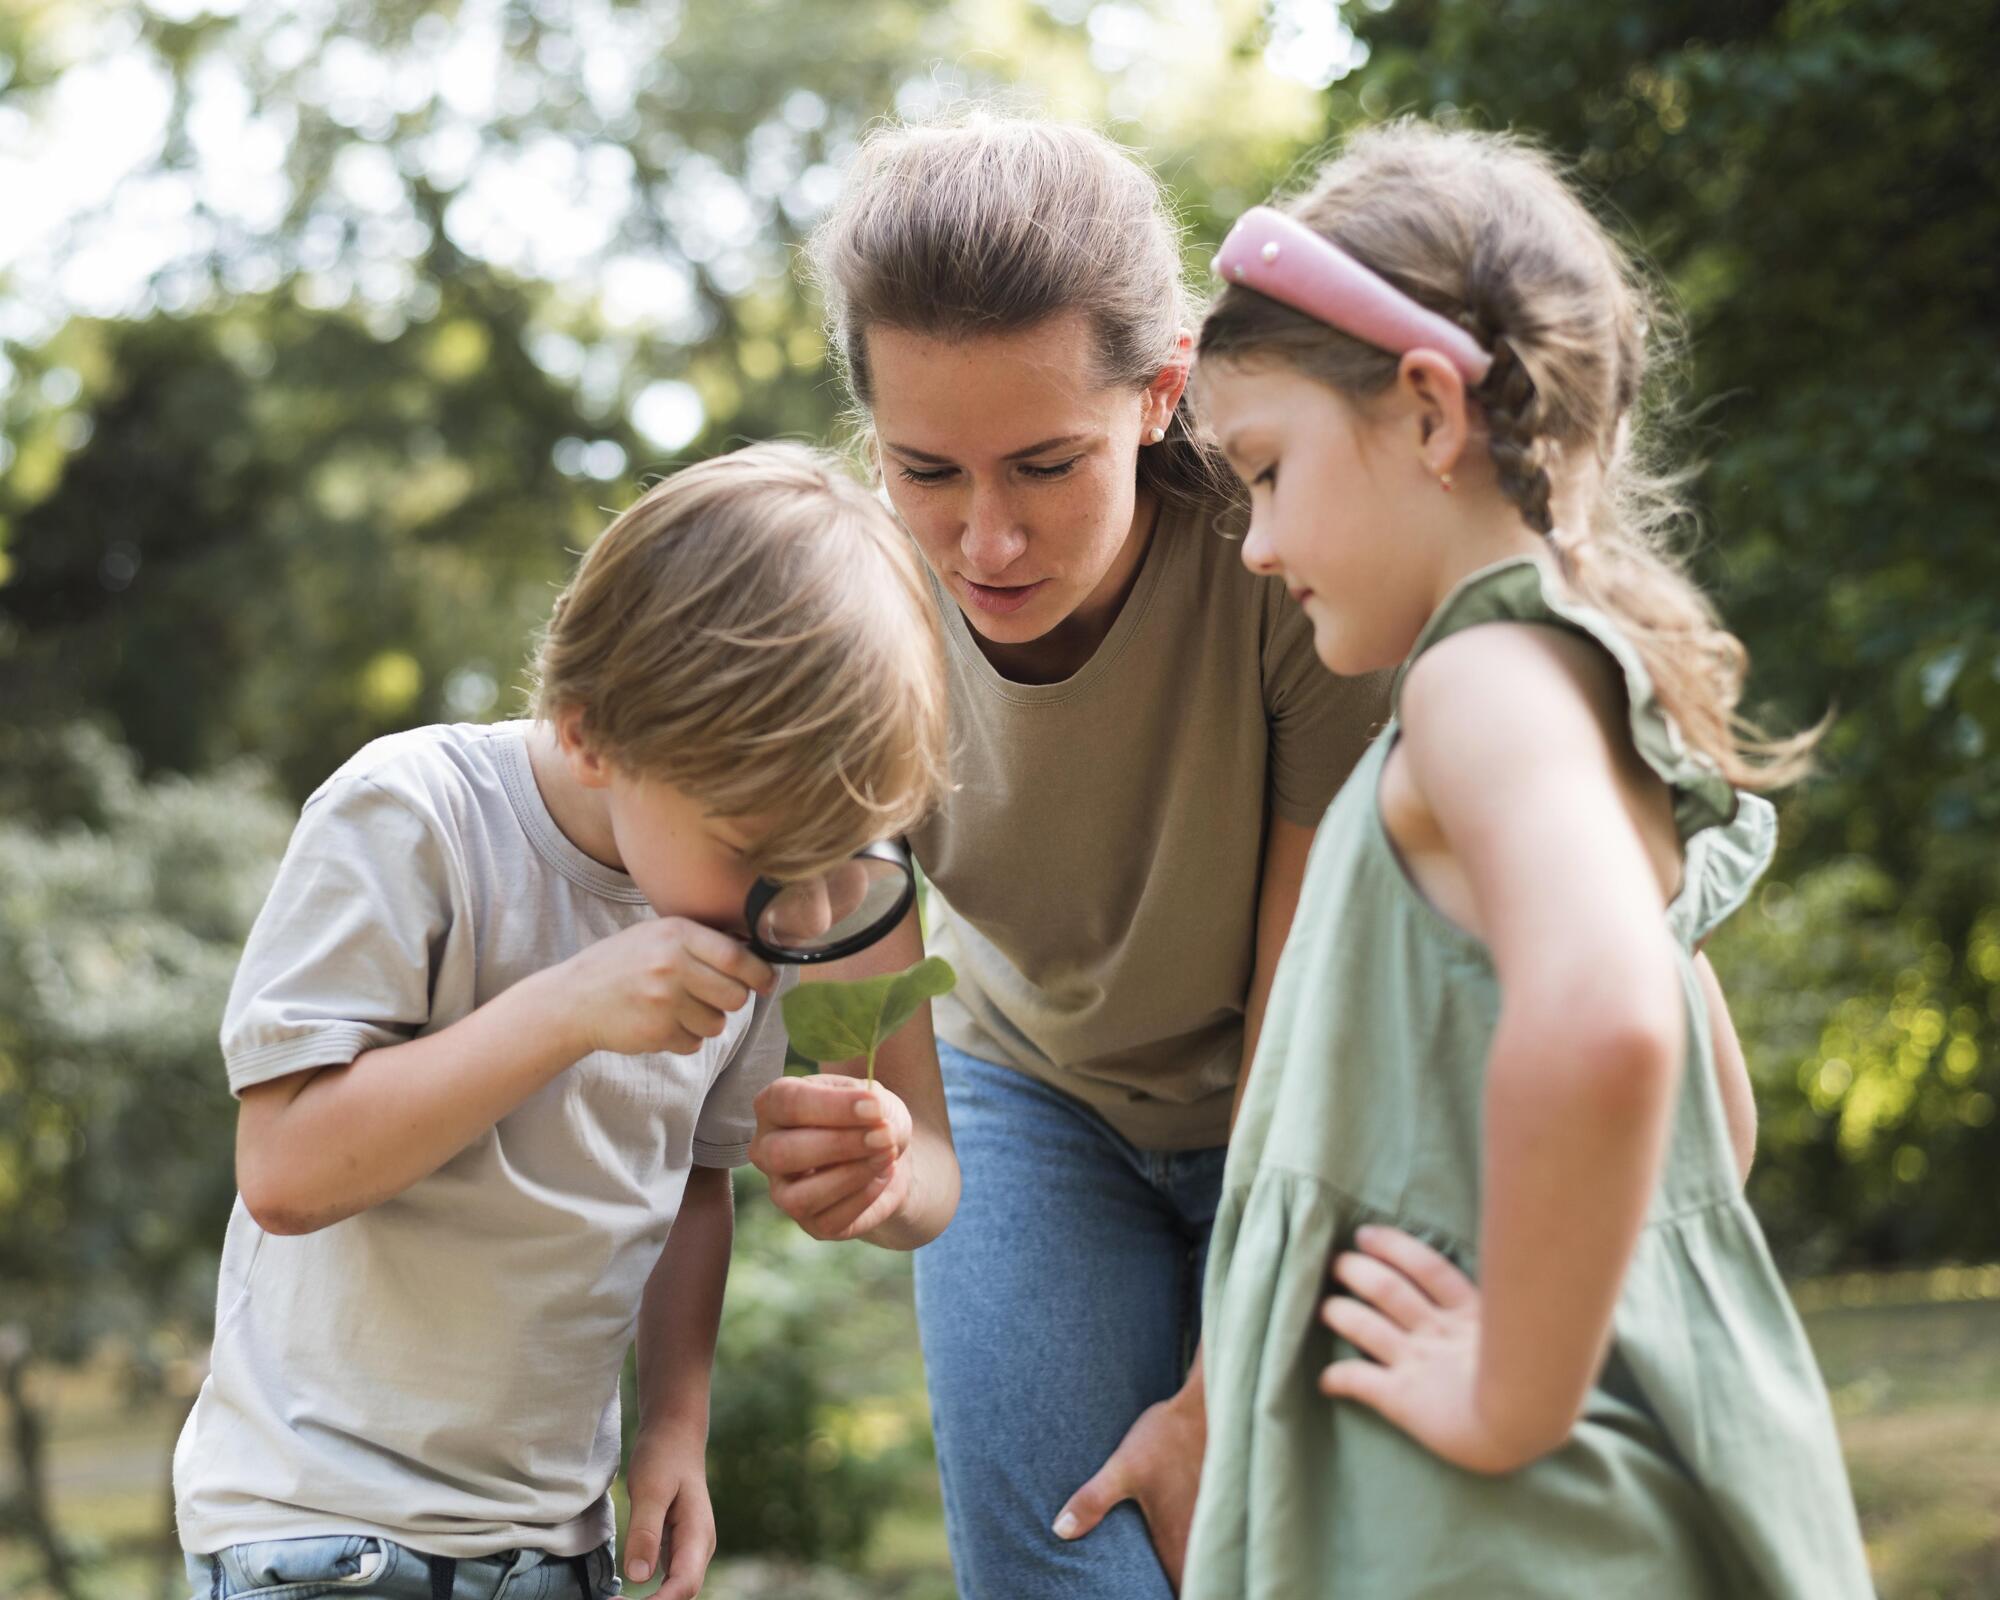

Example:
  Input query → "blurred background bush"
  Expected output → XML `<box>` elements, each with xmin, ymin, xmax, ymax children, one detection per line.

<box><xmin>2</xmin><ymin>0</ymin><xmax>1995</xmax><ymax>1595</ymax></box>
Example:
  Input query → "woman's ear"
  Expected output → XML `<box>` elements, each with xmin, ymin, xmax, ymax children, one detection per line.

<box><xmin>1144</xmin><ymin>330</ymin><xmax>1195</xmax><ymax>434</ymax></box>
<box><xmin>1397</xmin><ymin>348</ymin><xmax>1471</xmax><ymax>478</ymax></box>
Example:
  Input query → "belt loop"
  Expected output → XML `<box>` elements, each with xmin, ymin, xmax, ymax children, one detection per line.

<box><xmin>427</xmin><ymin>1554</ymin><xmax>457</xmax><ymax>1600</ymax></box>
<box><xmin>210</xmin><ymin>1555</ymin><xmax>224</xmax><ymax>1600</ymax></box>
<box><xmin>569</xmin><ymin>1553</ymin><xmax>597</xmax><ymax>1597</ymax></box>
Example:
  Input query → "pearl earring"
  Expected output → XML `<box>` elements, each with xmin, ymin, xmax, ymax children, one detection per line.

<box><xmin>1437</xmin><ymin>470</ymin><xmax>1454</xmax><ymax>492</ymax></box>
<box><xmin>1148</xmin><ymin>426</ymin><xmax>1167</xmax><ymax>444</ymax></box>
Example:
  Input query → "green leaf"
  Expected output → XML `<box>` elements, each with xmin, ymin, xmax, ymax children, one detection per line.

<box><xmin>781</xmin><ymin>957</ymin><xmax>956</xmax><ymax>1082</ymax></box>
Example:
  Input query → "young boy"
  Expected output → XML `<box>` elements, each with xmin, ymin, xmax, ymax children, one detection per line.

<box><xmin>172</xmin><ymin>443</ymin><xmax>951</xmax><ymax>1600</ymax></box>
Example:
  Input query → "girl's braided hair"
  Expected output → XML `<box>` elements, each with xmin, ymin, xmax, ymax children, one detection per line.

<box><xmin>1199</xmin><ymin>119</ymin><xmax>1817</xmax><ymax>789</ymax></box>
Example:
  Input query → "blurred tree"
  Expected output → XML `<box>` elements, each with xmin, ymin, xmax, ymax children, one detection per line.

<box><xmin>0</xmin><ymin>0</ymin><xmax>1317</xmax><ymax>800</ymax></box>
<box><xmin>0</xmin><ymin>724</ymin><xmax>292</xmax><ymax>1598</ymax></box>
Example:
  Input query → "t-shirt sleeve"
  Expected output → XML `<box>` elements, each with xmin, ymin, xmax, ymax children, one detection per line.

<box><xmin>1262</xmin><ymin>587</ymin><xmax>1394</xmax><ymax>827</ymax></box>
<box><xmin>220</xmin><ymin>776</ymin><xmax>454</xmax><ymax>1096</ymax></box>
<box><xmin>691</xmin><ymin>970</ymin><xmax>797</xmax><ymax>1168</ymax></box>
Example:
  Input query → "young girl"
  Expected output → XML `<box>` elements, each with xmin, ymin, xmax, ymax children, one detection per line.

<box><xmin>1182</xmin><ymin>123</ymin><xmax>1874</xmax><ymax>1597</ymax></box>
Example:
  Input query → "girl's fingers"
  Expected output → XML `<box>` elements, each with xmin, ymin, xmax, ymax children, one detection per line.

<box><xmin>1321</xmin><ymin>1295</ymin><xmax>1408</xmax><ymax>1366</ymax></box>
<box><xmin>1320</xmin><ymin>1355</ymin><xmax>1394</xmax><ymax>1410</ymax></box>
<box><xmin>1332</xmin><ymin>1250</ymin><xmax>1434</xmax><ymax>1332</ymax></box>
<box><xmin>1353</xmin><ymin>1224</ymin><xmax>1476</xmax><ymax>1311</ymax></box>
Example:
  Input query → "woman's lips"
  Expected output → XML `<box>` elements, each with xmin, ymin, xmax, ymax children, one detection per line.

<box><xmin>961</xmin><ymin>577</ymin><xmax>1050</xmax><ymax>615</ymax></box>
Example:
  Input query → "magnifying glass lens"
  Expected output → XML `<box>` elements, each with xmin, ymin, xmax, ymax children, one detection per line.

<box><xmin>756</xmin><ymin>856</ymin><xmax>910</xmax><ymax>957</ymax></box>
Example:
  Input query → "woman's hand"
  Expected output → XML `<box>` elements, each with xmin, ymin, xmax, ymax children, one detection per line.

<box><xmin>748</xmin><ymin>1073</ymin><xmax>913</xmax><ymax>1241</ymax></box>
<box><xmin>622</xmin><ymin>1424</ymin><xmax>716</xmax><ymax>1600</ymax></box>
<box><xmin>1318</xmin><ymin>1225</ymin><xmax>1554</xmax><ymax>1477</ymax></box>
<box><xmin>1053</xmin><ymin>1370</ymin><xmax>1207</xmax><ymax>1592</ymax></box>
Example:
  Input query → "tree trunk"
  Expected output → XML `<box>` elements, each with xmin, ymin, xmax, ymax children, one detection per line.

<box><xmin>0</xmin><ymin>1328</ymin><xmax>83</xmax><ymax>1600</ymax></box>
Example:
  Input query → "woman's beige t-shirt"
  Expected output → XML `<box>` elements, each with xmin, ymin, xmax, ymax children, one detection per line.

<box><xmin>909</xmin><ymin>496</ymin><xmax>1390</xmax><ymax>1151</ymax></box>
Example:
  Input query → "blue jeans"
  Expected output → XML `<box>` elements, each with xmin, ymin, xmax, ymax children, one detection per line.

<box><xmin>914</xmin><ymin>1043</ymin><xmax>1228</xmax><ymax>1600</ymax></box>
<box><xmin>184</xmin><ymin>1536</ymin><xmax>618</xmax><ymax>1599</ymax></box>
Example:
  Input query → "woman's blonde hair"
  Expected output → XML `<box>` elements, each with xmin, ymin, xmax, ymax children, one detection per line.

<box><xmin>1200</xmin><ymin>120</ymin><xmax>1817</xmax><ymax>789</ymax></box>
<box><xmin>807</xmin><ymin>108</ymin><xmax>1238</xmax><ymax>518</ymax></box>
<box><xmin>532</xmin><ymin>442</ymin><xmax>950</xmax><ymax>879</ymax></box>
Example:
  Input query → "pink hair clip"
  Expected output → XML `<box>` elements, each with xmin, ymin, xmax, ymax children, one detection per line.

<box><xmin>1211</xmin><ymin>206</ymin><xmax>1493</xmax><ymax>385</ymax></box>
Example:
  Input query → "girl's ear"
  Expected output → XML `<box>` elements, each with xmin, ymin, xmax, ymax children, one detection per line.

<box><xmin>1397</xmin><ymin>348</ymin><xmax>1471</xmax><ymax>479</ymax></box>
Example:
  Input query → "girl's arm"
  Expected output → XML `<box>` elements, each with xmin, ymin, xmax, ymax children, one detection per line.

<box><xmin>621</xmin><ymin>1164</ymin><xmax>731</xmax><ymax>1597</ymax></box>
<box><xmin>1695</xmin><ymin>951</ymin><xmax>1757</xmax><ymax>1184</ymax></box>
<box><xmin>1322</xmin><ymin>624</ymin><xmax>1686</xmax><ymax>1475</ymax></box>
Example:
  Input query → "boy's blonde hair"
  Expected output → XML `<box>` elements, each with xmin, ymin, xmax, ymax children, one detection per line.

<box><xmin>1200</xmin><ymin>120</ymin><xmax>1818</xmax><ymax>790</ymax></box>
<box><xmin>532</xmin><ymin>442</ymin><xmax>949</xmax><ymax>880</ymax></box>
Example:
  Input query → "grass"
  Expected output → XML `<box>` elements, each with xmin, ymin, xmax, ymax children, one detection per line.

<box><xmin>5</xmin><ymin>1276</ymin><xmax>1998</xmax><ymax>1599</ymax></box>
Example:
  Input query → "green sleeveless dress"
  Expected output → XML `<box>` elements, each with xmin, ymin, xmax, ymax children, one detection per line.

<box><xmin>1183</xmin><ymin>558</ymin><xmax>1873</xmax><ymax>1599</ymax></box>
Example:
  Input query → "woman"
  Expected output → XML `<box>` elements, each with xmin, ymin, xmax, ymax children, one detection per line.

<box><xmin>747</xmin><ymin>113</ymin><xmax>1389</xmax><ymax>1599</ymax></box>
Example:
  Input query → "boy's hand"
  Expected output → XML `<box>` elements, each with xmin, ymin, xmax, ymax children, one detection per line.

<box><xmin>748</xmin><ymin>1074</ymin><xmax>912</xmax><ymax>1241</ymax></box>
<box><xmin>1317</xmin><ymin>1225</ymin><xmax>1539</xmax><ymax>1476</ymax></box>
<box><xmin>559</xmin><ymin>918</ymin><xmax>775</xmax><ymax>1058</ymax></box>
<box><xmin>623</xmin><ymin>1425</ymin><xmax>715</xmax><ymax>1599</ymax></box>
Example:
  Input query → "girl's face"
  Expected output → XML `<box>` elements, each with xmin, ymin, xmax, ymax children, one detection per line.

<box><xmin>866</xmin><ymin>311</ymin><xmax>1181</xmax><ymax>651</ymax></box>
<box><xmin>1200</xmin><ymin>357</ymin><xmax>1447</xmax><ymax>676</ymax></box>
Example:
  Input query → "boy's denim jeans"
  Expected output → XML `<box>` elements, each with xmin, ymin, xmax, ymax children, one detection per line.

<box><xmin>183</xmin><ymin>1535</ymin><xmax>618</xmax><ymax>1599</ymax></box>
<box><xmin>912</xmin><ymin>1042</ymin><xmax>1227</xmax><ymax>1600</ymax></box>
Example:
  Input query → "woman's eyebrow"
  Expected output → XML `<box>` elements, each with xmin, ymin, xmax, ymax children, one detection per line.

<box><xmin>883</xmin><ymin>433</ymin><xmax>1092</xmax><ymax>465</ymax></box>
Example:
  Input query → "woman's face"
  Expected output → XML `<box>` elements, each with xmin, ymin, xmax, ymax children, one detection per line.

<box><xmin>867</xmin><ymin>311</ymin><xmax>1179</xmax><ymax>650</ymax></box>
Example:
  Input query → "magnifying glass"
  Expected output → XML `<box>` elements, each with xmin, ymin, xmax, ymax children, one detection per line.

<box><xmin>743</xmin><ymin>839</ymin><xmax>917</xmax><ymax>965</ymax></box>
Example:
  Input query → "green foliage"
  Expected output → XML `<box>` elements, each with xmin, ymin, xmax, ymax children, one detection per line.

<box><xmin>782</xmin><ymin>958</ymin><xmax>956</xmax><ymax>1084</ymax></box>
<box><xmin>0</xmin><ymin>725</ymin><xmax>291</xmax><ymax>1360</ymax></box>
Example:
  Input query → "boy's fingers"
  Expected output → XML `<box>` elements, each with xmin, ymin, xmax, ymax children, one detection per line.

<box><xmin>681</xmin><ymin>963</ymin><xmax>752</xmax><ymax>1017</ymax></box>
<box><xmin>623</xmin><ymin>1490</ymin><xmax>668</xmax><ymax>1585</ymax></box>
<box><xmin>654</xmin><ymin>1492</ymin><xmax>716</xmax><ymax>1600</ymax></box>
<box><xmin>806</xmin><ymin>1164</ymin><xmax>899</xmax><ymax>1240</ymax></box>
<box><xmin>758</xmin><ymin>1126</ymin><xmax>883</xmax><ymax>1175</ymax></box>
<box><xmin>754</xmin><ymin>1074</ymin><xmax>889</xmax><ymax>1131</ymax></box>
<box><xmin>1354</xmin><ymin>1225</ymin><xmax>1475</xmax><ymax>1311</ymax></box>
<box><xmin>775</xmin><ymin>1154</ymin><xmax>890</xmax><ymax>1218</ymax></box>
<box><xmin>669</xmin><ymin>998</ymin><xmax>729</xmax><ymax>1044</ymax></box>
<box><xmin>676</xmin><ymin>920</ymin><xmax>777</xmax><ymax>995</ymax></box>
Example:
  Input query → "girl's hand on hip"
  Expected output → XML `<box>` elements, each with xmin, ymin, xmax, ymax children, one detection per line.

<box><xmin>748</xmin><ymin>1073</ymin><xmax>912</xmax><ymax>1241</ymax></box>
<box><xmin>1053</xmin><ymin>1373</ymin><xmax>1206</xmax><ymax>1593</ymax></box>
<box><xmin>1318</xmin><ymin>1225</ymin><xmax>1546</xmax><ymax>1476</ymax></box>
<box><xmin>622</xmin><ymin>1425</ymin><xmax>716</xmax><ymax>1600</ymax></box>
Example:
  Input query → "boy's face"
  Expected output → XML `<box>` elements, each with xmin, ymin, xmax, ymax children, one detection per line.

<box><xmin>602</xmin><ymin>768</ymin><xmax>769</xmax><ymax>934</ymax></box>
<box><xmin>548</xmin><ymin>709</ymin><xmax>769</xmax><ymax>932</ymax></box>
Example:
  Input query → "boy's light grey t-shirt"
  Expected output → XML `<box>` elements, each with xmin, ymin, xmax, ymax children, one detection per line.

<box><xmin>173</xmin><ymin>720</ymin><xmax>793</xmax><ymax>1560</ymax></box>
